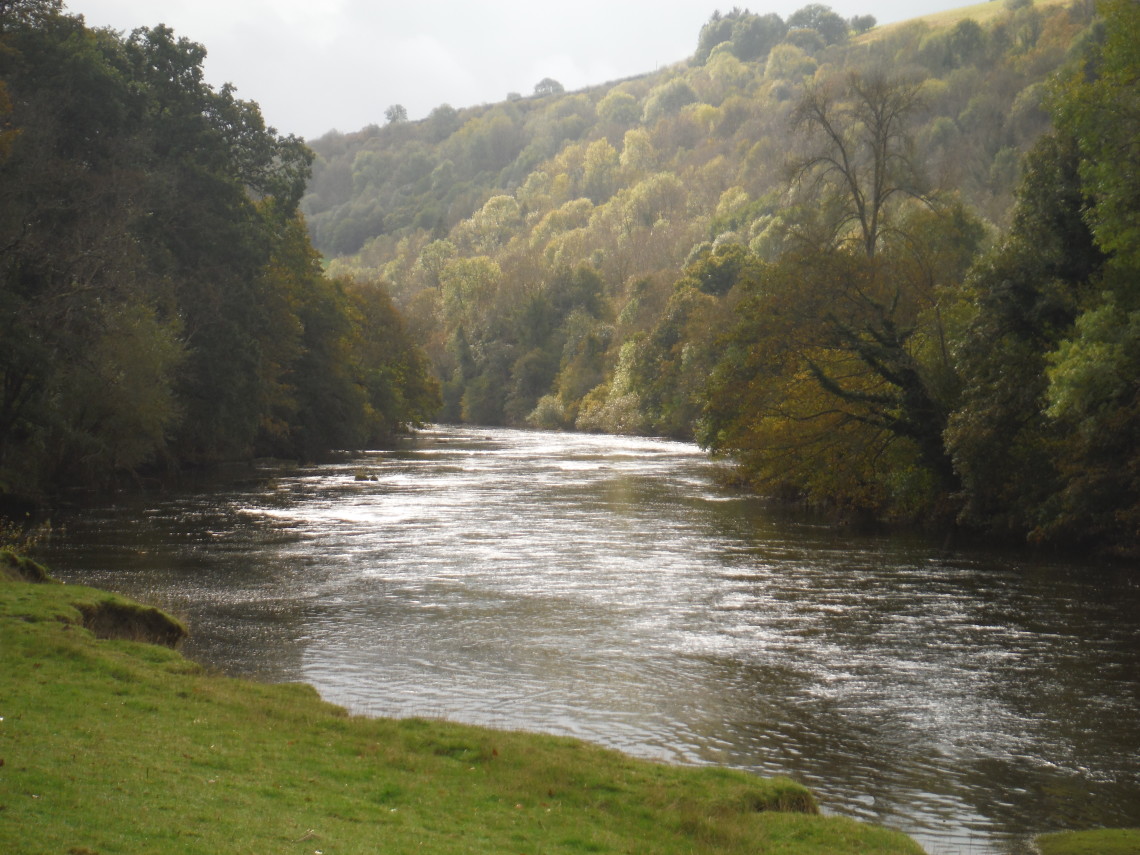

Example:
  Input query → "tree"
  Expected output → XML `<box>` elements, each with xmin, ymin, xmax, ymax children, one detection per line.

<box><xmin>642</xmin><ymin>78</ymin><xmax>698</xmax><ymax>124</ymax></box>
<box><xmin>1055</xmin><ymin>0</ymin><xmax>1140</xmax><ymax>274</ymax></box>
<box><xmin>1019</xmin><ymin>0</ymin><xmax>1140</xmax><ymax>551</ymax></box>
<box><xmin>457</xmin><ymin>194</ymin><xmax>522</xmax><ymax>254</ymax></box>
<box><xmin>701</xmin><ymin>72</ymin><xmax>983</xmax><ymax>518</ymax></box>
<box><xmin>946</xmin><ymin>132</ymin><xmax>1100</xmax><ymax>539</ymax></box>
<box><xmin>534</xmin><ymin>77</ymin><xmax>564</xmax><ymax>96</ymax></box>
<box><xmin>791</xmin><ymin>71</ymin><xmax>927</xmax><ymax>259</ymax></box>
<box><xmin>345</xmin><ymin>279</ymin><xmax>441</xmax><ymax>443</ymax></box>
<box><xmin>426</xmin><ymin>103</ymin><xmax>460</xmax><ymax>141</ymax></box>
<box><xmin>415</xmin><ymin>239</ymin><xmax>457</xmax><ymax>288</ymax></box>
<box><xmin>687</xmin><ymin>242</ymin><xmax>762</xmax><ymax>298</ymax></box>
<box><xmin>732</xmin><ymin>13</ymin><xmax>787</xmax><ymax>61</ymax></box>
<box><xmin>439</xmin><ymin>256</ymin><xmax>502</xmax><ymax>337</ymax></box>
<box><xmin>0</xmin><ymin>12</ymin><xmax>177</xmax><ymax>489</ymax></box>
<box><xmin>385</xmin><ymin>103</ymin><xmax>408</xmax><ymax>124</ymax></box>
<box><xmin>945</xmin><ymin>0</ymin><xmax>1140</xmax><ymax>554</ymax></box>
<box><xmin>947</xmin><ymin>19</ymin><xmax>986</xmax><ymax>67</ymax></box>
<box><xmin>117</xmin><ymin>24</ymin><xmax>316</xmax><ymax>462</ymax></box>
<box><xmin>597</xmin><ymin>90</ymin><xmax>641</xmax><ymax>125</ymax></box>
<box><xmin>787</xmin><ymin>4</ymin><xmax>849</xmax><ymax>45</ymax></box>
<box><xmin>695</xmin><ymin>10</ymin><xmax>736</xmax><ymax>64</ymax></box>
<box><xmin>582</xmin><ymin>138</ymin><xmax>619</xmax><ymax>203</ymax></box>
<box><xmin>696</xmin><ymin>9</ymin><xmax>787</xmax><ymax>64</ymax></box>
<box><xmin>630</xmin><ymin>246</ymin><xmax>761</xmax><ymax>439</ymax></box>
<box><xmin>701</xmin><ymin>263</ymin><xmax>905</xmax><ymax>511</ymax></box>
<box><xmin>0</xmin><ymin>0</ymin><xmax>60</xmax><ymax>33</ymax></box>
<box><xmin>765</xmin><ymin>43</ymin><xmax>817</xmax><ymax>80</ymax></box>
<box><xmin>0</xmin><ymin>9</ymin><xmax>437</xmax><ymax>499</ymax></box>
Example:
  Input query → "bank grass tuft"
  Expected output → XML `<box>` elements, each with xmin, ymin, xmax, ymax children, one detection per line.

<box><xmin>75</xmin><ymin>597</ymin><xmax>187</xmax><ymax>647</ymax></box>
<box><xmin>0</xmin><ymin>555</ymin><xmax>186</xmax><ymax>646</ymax></box>
<box><xmin>0</xmin><ymin>548</ymin><xmax>52</xmax><ymax>583</ymax></box>
<box><xmin>1035</xmin><ymin>828</ymin><xmax>1140</xmax><ymax>855</ymax></box>
<box><xmin>0</xmin><ymin>571</ymin><xmax>926</xmax><ymax>854</ymax></box>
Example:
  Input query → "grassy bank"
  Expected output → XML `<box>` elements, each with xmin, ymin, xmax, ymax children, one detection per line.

<box><xmin>0</xmin><ymin>556</ymin><xmax>926</xmax><ymax>854</ymax></box>
<box><xmin>1036</xmin><ymin>828</ymin><xmax>1140</xmax><ymax>855</ymax></box>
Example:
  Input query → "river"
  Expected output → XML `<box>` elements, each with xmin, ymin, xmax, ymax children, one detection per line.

<box><xmin>37</xmin><ymin>426</ymin><xmax>1140</xmax><ymax>854</ymax></box>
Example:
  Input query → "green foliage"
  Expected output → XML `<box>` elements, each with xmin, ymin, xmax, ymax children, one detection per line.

<box><xmin>534</xmin><ymin>76</ymin><xmax>564</xmax><ymax>96</ymax></box>
<box><xmin>642</xmin><ymin>77</ymin><xmax>699</xmax><ymax>124</ymax></box>
<box><xmin>385</xmin><ymin>103</ymin><xmax>408</xmax><ymax>124</ymax></box>
<box><xmin>788</xmin><ymin>4</ymin><xmax>851</xmax><ymax>46</ymax></box>
<box><xmin>696</xmin><ymin>8</ymin><xmax>790</xmax><ymax>64</ymax></box>
<box><xmin>944</xmin><ymin>0</ymin><xmax>1140</xmax><ymax>554</ymax></box>
<box><xmin>346</xmin><ymin>280</ymin><xmax>442</xmax><ymax>440</ymax></box>
<box><xmin>596</xmin><ymin>89</ymin><xmax>641</xmax><ymax>125</ymax></box>
<box><xmin>696</xmin><ymin>68</ymin><xmax>988</xmax><ymax>521</ymax></box>
<box><xmin>687</xmin><ymin>243</ymin><xmax>762</xmax><ymax>297</ymax></box>
<box><xmin>0</xmin><ymin>6</ymin><xmax>437</xmax><ymax>501</ymax></box>
<box><xmin>733</xmin><ymin>13</ymin><xmax>790</xmax><ymax>60</ymax></box>
<box><xmin>0</xmin><ymin>0</ymin><xmax>61</xmax><ymax>33</ymax></box>
<box><xmin>700</xmin><ymin>200</ymin><xmax>984</xmax><ymax>520</ymax></box>
<box><xmin>684</xmin><ymin>70</ymin><xmax>989</xmax><ymax>519</ymax></box>
<box><xmin>1034</xmin><ymin>0</ymin><xmax>1140</xmax><ymax>550</ymax></box>
<box><xmin>1055</xmin><ymin>0</ymin><xmax>1140</xmax><ymax>271</ymax></box>
<box><xmin>766</xmin><ymin>43</ymin><xmax>818</xmax><ymax>80</ymax></box>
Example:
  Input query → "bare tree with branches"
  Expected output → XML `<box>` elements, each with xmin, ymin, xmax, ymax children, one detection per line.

<box><xmin>791</xmin><ymin>71</ymin><xmax>929</xmax><ymax>259</ymax></box>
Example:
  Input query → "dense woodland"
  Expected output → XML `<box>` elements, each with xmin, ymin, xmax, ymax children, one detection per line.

<box><xmin>2</xmin><ymin>0</ymin><xmax>1137</xmax><ymax>556</ymax></box>
<box><xmin>303</xmin><ymin>0</ymin><xmax>1139</xmax><ymax>555</ymax></box>
<box><xmin>0</xmin><ymin>1</ymin><xmax>440</xmax><ymax>503</ymax></box>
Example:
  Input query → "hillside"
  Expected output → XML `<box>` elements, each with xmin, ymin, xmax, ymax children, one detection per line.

<box><xmin>294</xmin><ymin>0</ymin><xmax>1140</xmax><ymax>556</ymax></box>
<box><xmin>305</xmin><ymin>1</ymin><xmax>1085</xmax><ymax>260</ymax></box>
<box><xmin>302</xmin><ymin>0</ymin><xmax>1092</xmax><ymax>424</ymax></box>
<box><xmin>303</xmin><ymin>0</ymin><xmax>1090</xmax><ymax>261</ymax></box>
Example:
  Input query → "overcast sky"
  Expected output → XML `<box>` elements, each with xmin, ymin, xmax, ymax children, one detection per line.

<box><xmin>66</xmin><ymin>0</ymin><xmax>969</xmax><ymax>140</ymax></box>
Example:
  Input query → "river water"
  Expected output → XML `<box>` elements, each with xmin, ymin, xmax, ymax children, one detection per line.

<box><xmin>38</xmin><ymin>426</ymin><xmax>1140</xmax><ymax>854</ymax></box>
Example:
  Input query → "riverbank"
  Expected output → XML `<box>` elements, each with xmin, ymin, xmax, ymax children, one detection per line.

<box><xmin>0</xmin><ymin>555</ymin><xmax>926</xmax><ymax>854</ymax></box>
<box><xmin>1035</xmin><ymin>828</ymin><xmax>1140</xmax><ymax>854</ymax></box>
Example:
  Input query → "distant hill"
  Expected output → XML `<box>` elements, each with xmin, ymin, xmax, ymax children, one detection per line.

<box><xmin>301</xmin><ymin>0</ymin><xmax>1091</xmax><ymax>413</ymax></box>
<box><xmin>298</xmin><ymin>0</ymin><xmax>1140</xmax><ymax>554</ymax></box>
<box><xmin>304</xmin><ymin>0</ymin><xmax>1086</xmax><ymax>263</ymax></box>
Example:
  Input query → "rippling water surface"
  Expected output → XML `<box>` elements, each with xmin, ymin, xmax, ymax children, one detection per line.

<box><xmin>40</xmin><ymin>426</ymin><xmax>1140</xmax><ymax>854</ymax></box>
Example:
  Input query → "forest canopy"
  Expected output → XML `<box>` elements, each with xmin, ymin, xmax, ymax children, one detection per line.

<box><xmin>302</xmin><ymin>0</ymin><xmax>1139</xmax><ymax>555</ymax></box>
<box><xmin>0</xmin><ymin>1</ymin><xmax>439</xmax><ymax>500</ymax></box>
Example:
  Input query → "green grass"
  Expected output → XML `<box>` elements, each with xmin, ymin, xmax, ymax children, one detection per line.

<box><xmin>1036</xmin><ymin>828</ymin><xmax>1140</xmax><ymax>855</ymax></box>
<box><xmin>858</xmin><ymin>0</ymin><xmax>1075</xmax><ymax>42</ymax></box>
<box><xmin>0</xmin><ymin>566</ymin><xmax>926</xmax><ymax>855</ymax></box>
